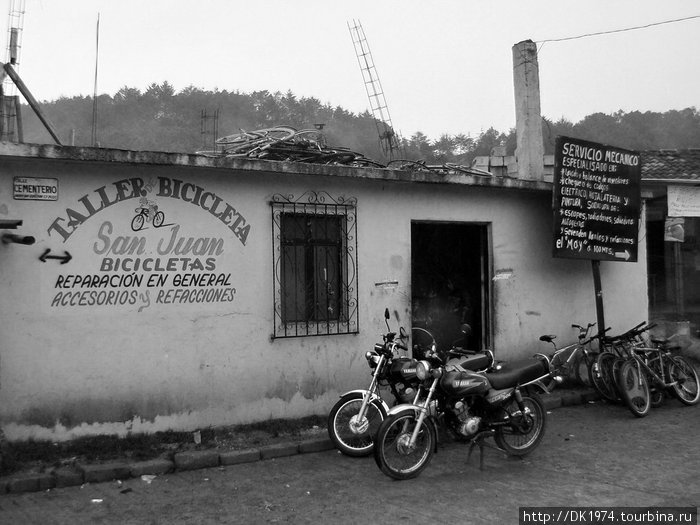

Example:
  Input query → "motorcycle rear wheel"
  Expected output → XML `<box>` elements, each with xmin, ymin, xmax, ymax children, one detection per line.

<box><xmin>374</xmin><ymin>412</ymin><xmax>435</xmax><ymax>480</ymax></box>
<box><xmin>494</xmin><ymin>393</ymin><xmax>546</xmax><ymax>456</ymax></box>
<box><xmin>617</xmin><ymin>360</ymin><xmax>651</xmax><ymax>417</ymax></box>
<box><xmin>327</xmin><ymin>392</ymin><xmax>387</xmax><ymax>457</ymax></box>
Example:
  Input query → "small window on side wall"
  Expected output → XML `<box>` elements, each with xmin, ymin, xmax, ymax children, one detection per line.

<box><xmin>271</xmin><ymin>191</ymin><xmax>358</xmax><ymax>338</ymax></box>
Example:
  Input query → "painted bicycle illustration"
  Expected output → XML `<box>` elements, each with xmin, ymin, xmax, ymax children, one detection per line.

<box><xmin>131</xmin><ymin>197</ymin><xmax>165</xmax><ymax>231</ymax></box>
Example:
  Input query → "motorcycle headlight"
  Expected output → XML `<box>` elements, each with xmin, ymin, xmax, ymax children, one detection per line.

<box><xmin>416</xmin><ymin>360</ymin><xmax>431</xmax><ymax>380</ymax></box>
<box><xmin>365</xmin><ymin>351</ymin><xmax>381</xmax><ymax>368</ymax></box>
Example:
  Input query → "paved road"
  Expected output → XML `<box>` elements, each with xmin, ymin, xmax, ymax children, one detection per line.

<box><xmin>1</xmin><ymin>400</ymin><xmax>698</xmax><ymax>524</ymax></box>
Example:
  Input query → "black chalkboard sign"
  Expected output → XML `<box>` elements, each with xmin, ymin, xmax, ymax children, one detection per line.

<box><xmin>552</xmin><ymin>136</ymin><xmax>641</xmax><ymax>262</ymax></box>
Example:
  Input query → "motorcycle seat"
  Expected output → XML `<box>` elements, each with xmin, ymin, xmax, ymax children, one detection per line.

<box><xmin>486</xmin><ymin>358</ymin><xmax>548</xmax><ymax>390</ymax></box>
<box><xmin>447</xmin><ymin>350</ymin><xmax>492</xmax><ymax>372</ymax></box>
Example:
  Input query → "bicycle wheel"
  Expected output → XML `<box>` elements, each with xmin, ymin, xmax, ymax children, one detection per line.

<box><xmin>667</xmin><ymin>356</ymin><xmax>700</xmax><ymax>405</ymax></box>
<box><xmin>591</xmin><ymin>352</ymin><xmax>619</xmax><ymax>402</ymax></box>
<box><xmin>611</xmin><ymin>356</ymin><xmax>627</xmax><ymax>399</ymax></box>
<box><xmin>646</xmin><ymin>355</ymin><xmax>666</xmax><ymax>408</ymax></box>
<box><xmin>153</xmin><ymin>211</ymin><xmax>165</xmax><ymax>228</ymax></box>
<box><xmin>131</xmin><ymin>214</ymin><xmax>145</xmax><ymax>231</ymax></box>
<box><xmin>617</xmin><ymin>360</ymin><xmax>651</xmax><ymax>417</ymax></box>
<box><xmin>573</xmin><ymin>351</ymin><xmax>593</xmax><ymax>387</ymax></box>
<box><xmin>588</xmin><ymin>355</ymin><xmax>606</xmax><ymax>398</ymax></box>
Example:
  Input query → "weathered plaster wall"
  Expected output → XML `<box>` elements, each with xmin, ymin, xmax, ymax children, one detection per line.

<box><xmin>0</xmin><ymin>154</ymin><xmax>648</xmax><ymax>441</ymax></box>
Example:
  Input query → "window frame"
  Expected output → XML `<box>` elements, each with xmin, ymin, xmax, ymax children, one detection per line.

<box><xmin>271</xmin><ymin>191</ymin><xmax>358</xmax><ymax>338</ymax></box>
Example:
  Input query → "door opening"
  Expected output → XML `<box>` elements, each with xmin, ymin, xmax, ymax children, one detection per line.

<box><xmin>411</xmin><ymin>222</ymin><xmax>490</xmax><ymax>352</ymax></box>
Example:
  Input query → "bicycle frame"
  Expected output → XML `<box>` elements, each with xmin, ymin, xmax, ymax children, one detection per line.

<box><xmin>534</xmin><ymin>323</ymin><xmax>598</xmax><ymax>391</ymax></box>
<box><xmin>626</xmin><ymin>346</ymin><xmax>678</xmax><ymax>389</ymax></box>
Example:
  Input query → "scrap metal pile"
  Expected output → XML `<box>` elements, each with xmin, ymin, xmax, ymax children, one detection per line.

<box><xmin>198</xmin><ymin>126</ymin><xmax>384</xmax><ymax>168</ymax></box>
<box><xmin>197</xmin><ymin>125</ymin><xmax>492</xmax><ymax>177</ymax></box>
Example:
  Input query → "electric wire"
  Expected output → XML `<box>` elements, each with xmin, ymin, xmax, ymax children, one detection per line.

<box><xmin>536</xmin><ymin>14</ymin><xmax>700</xmax><ymax>44</ymax></box>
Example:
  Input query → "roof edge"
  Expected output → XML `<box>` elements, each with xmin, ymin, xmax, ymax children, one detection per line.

<box><xmin>0</xmin><ymin>141</ymin><xmax>552</xmax><ymax>192</ymax></box>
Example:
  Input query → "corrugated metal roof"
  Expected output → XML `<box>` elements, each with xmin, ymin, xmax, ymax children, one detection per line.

<box><xmin>641</xmin><ymin>149</ymin><xmax>700</xmax><ymax>181</ymax></box>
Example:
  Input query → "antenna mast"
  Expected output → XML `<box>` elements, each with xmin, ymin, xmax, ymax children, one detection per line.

<box><xmin>348</xmin><ymin>19</ymin><xmax>402</xmax><ymax>160</ymax></box>
<box><xmin>1</xmin><ymin>0</ymin><xmax>25</xmax><ymax>141</ymax></box>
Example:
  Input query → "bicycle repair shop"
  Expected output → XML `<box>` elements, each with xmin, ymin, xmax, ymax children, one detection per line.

<box><xmin>0</xmin><ymin>142</ymin><xmax>648</xmax><ymax>442</ymax></box>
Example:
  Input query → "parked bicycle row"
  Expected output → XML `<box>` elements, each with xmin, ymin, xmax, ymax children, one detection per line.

<box><xmin>538</xmin><ymin>321</ymin><xmax>700</xmax><ymax>418</ymax></box>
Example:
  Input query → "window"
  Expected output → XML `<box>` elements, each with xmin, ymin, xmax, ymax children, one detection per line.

<box><xmin>271</xmin><ymin>192</ymin><xmax>358</xmax><ymax>338</ymax></box>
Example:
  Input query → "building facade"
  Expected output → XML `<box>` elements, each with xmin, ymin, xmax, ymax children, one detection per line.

<box><xmin>643</xmin><ymin>149</ymin><xmax>700</xmax><ymax>337</ymax></box>
<box><xmin>0</xmin><ymin>142</ymin><xmax>649</xmax><ymax>442</ymax></box>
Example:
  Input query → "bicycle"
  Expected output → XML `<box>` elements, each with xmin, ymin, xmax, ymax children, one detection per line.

<box><xmin>131</xmin><ymin>200</ymin><xmax>165</xmax><ymax>231</ymax></box>
<box><xmin>537</xmin><ymin>323</ymin><xmax>600</xmax><ymax>388</ymax></box>
<box><xmin>589</xmin><ymin>322</ymin><xmax>648</xmax><ymax>404</ymax></box>
<box><xmin>616</xmin><ymin>330</ymin><xmax>699</xmax><ymax>417</ymax></box>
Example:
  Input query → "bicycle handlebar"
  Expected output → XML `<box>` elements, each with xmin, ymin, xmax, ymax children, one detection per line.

<box><xmin>581</xmin><ymin>326</ymin><xmax>611</xmax><ymax>345</ymax></box>
<box><xmin>602</xmin><ymin>321</ymin><xmax>656</xmax><ymax>344</ymax></box>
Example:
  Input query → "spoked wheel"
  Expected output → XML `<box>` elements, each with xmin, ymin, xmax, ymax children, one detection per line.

<box><xmin>617</xmin><ymin>360</ymin><xmax>651</xmax><ymax>417</ymax></box>
<box><xmin>647</xmin><ymin>357</ymin><xmax>666</xmax><ymax>408</ymax></box>
<box><xmin>131</xmin><ymin>214</ymin><xmax>145</xmax><ymax>231</ymax></box>
<box><xmin>573</xmin><ymin>351</ymin><xmax>593</xmax><ymax>387</ymax></box>
<box><xmin>590</xmin><ymin>353</ymin><xmax>619</xmax><ymax>402</ymax></box>
<box><xmin>153</xmin><ymin>211</ymin><xmax>165</xmax><ymax>227</ymax></box>
<box><xmin>611</xmin><ymin>356</ymin><xmax>627</xmax><ymax>399</ymax></box>
<box><xmin>327</xmin><ymin>393</ymin><xmax>387</xmax><ymax>456</ymax></box>
<box><xmin>667</xmin><ymin>356</ymin><xmax>700</xmax><ymax>405</ymax></box>
<box><xmin>374</xmin><ymin>412</ymin><xmax>435</xmax><ymax>480</ymax></box>
<box><xmin>494</xmin><ymin>394</ymin><xmax>546</xmax><ymax>456</ymax></box>
<box><xmin>650</xmin><ymin>388</ymin><xmax>666</xmax><ymax>408</ymax></box>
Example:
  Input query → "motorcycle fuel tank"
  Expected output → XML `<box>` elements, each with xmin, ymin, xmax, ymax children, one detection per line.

<box><xmin>440</xmin><ymin>369</ymin><xmax>490</xmax><ymax>397</ymax></box>
<box><xmin>388</xmin><ymin>357</ymin><xmax>418</xmax><ymax>382</ymax></box>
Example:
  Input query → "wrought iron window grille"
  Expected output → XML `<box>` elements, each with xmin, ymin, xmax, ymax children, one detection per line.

<box><xmin>271</xmin><ymin>191</ymin><xmax>359</xmax><ymax>338</ymax></box>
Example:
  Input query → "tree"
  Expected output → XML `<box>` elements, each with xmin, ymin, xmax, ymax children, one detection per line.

<box><xmin>16</xmin><ymin>84</ymin><xmax>700</xmax><ymax>162</ymax></box>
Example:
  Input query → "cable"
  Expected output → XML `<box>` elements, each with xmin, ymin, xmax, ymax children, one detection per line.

<box><xmin>536</xmin><ymin>14</ymin><xmax>700</xmax><ymax>44</ymax></box>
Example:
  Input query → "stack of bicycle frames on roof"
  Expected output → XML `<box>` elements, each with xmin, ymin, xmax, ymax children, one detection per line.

<box><xmin>541</xmin><ymin>321</ymin><xmax>700</xmax><ymax>418</ymax></box>
<box><xmin>196</xmin><ymin>125</ymin><xmax>495</xmax><ymax>177</ymax></box>
<box><xmin>197</xmin><ymin>126</ymin><xmax>385</xmax><ymax>167</ymax></box>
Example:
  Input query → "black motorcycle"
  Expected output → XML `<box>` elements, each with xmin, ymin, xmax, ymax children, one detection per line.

<box><xmin>373</xmin><ymin>346</ymin><xmax>551</xmax><ymax>479</ymax></box>
<box><xmin>328</xmin><ymin>311</ymin><xmax>494</xmax><ymax>457</ymax></box>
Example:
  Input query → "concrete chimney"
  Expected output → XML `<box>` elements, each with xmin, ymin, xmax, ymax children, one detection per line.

<box><xmin>512</xmin><ymin>40</ymin><xmax>544</xmax><ymax>181</ymax></box>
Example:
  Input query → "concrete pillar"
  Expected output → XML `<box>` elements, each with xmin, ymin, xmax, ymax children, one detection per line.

<box><xmin>512</xmin><ymin>40</ymin><xmax>544</xmax><ymax>181</ymax></box>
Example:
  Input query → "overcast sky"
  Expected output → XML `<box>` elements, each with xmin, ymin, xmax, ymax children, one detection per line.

<box><xmin>3</xmin><ymin>0</ymin><xmax>699</xmax><ymax>140</ymax></box>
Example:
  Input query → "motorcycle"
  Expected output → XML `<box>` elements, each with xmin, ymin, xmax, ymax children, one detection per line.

<box><xmin>373</xmin><ymin>345</ymin><xmax>551</xmax><ymax>479</ymax></box>
<box><xmin>328</xmin><ymin>310</ymin><xmax>494</xmax><ymax>457</ymax></box>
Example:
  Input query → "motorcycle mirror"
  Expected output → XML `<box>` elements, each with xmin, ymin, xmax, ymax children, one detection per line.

<box><xmin>460</xmin><ymin>323</ymin><xmax>472</xmax><ymax>337</ymax></box>
<box><xmin>384</xmin><ymin>308</ymin><xmax>390</xmax><ymax>320</ymax></box>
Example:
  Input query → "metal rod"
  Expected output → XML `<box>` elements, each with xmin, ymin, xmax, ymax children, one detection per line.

<box><xmin>591</xmin><ymin>259</ymin><xmax>606</xmax><ymax>351</ymax></box>
<box><xmin>2</xmin><ymin>62</ymin><xmax>61</xmax><ymax>145</ymax></box>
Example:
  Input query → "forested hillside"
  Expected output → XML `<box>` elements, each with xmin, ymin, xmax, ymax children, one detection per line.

<box><xmin>17</xmin><ymin>82</ymin><xmax>700</xmax><ymax>166</ymax></box>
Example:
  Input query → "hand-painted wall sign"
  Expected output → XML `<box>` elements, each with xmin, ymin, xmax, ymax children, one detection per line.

<box><xmin>47</xmin><ymin>176</ymin><xmax>250</xmax><ymax>245</ymax></box>
<box><xmin>45</xmin><ymin>175</ymin><xmax>247</xmax><ymax>312</ymax></box>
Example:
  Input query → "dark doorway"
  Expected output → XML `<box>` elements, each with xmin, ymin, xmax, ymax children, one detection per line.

<box><xmin>411</xmin><ymin>222</ymin><xmax>490</xmax><ymax>353</ymax></box>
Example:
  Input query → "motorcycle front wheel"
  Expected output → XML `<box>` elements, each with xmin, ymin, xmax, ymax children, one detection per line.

<box><xmin>374</xmin><ymin>412</ymin><xmax>435</xmax><ymax>480</ymax></box>
<box><xmin>327</xmin><ymin>392</ymin><xmax>387</xmax><ymax>457</ymax></box>
<box><xmin>494</xmin><ymin>393</ymin><xmax>546</xmax><ymax>456</ymax></box>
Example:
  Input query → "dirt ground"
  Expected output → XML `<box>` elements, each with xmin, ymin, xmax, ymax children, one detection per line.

<box><xmin>1</xmin><ymin>401</ymin><xmax>698</xmax><ymax>524</ymax></box>
<box><xmin>0</xmin><ymin>415</ymin><xmax>327</xmax><ymax>477</ymax></box>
